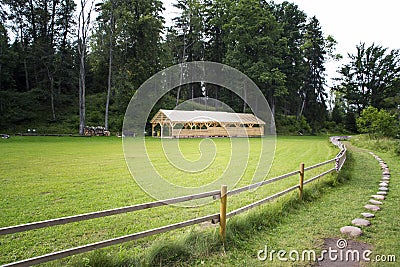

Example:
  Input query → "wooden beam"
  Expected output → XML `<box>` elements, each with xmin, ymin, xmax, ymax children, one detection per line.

<box><xmin>0</xmin><ymin>190</ymin><xmax>220</xmax><ymax>236</ymax></box>
<box><xmin>219</xmin><ymin>185</ymin><xmax>227</xmax><ymax>244</ymax></box>
<box><xmin>3</xmin><ymin>213</ymin><xmax>220</xmax><ymax>267</ymax></box>
<box><xmin>226</xmin><ymin>185</ymin><xmax>300</xmax><ymax>218</ymax></box>
<box><xmin>299</xmin><ymin>163</ymin><xmax>304</xmax><ymax>199</ymax></box>
<box><xmin>303</xmin><ymin>168</ymin><xmax>336</xmax><ymax>185</ymax></box>
<box><xmin>228</xmin><ymin>170</ymin><xmax>299</xmax><ymax>196</ymax></box>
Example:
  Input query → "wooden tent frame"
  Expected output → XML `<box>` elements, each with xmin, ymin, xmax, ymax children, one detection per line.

<box><xmin>150</xmin><ymin>109</ymin><xmax>265</xmax><ymax>138</ymax></box>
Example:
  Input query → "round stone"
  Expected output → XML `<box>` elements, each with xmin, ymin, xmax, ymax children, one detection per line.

<box><xmin>352</xmin><ymin>218</ymin><xmax>371</xmax><ymax>226</ymax></box>
<box><xmin>379</xmin><ymin>187</ymin><xmax>389</xmax><ymax>191</ymax></box>
<box><xmin>379</xmin><ymin>182</ymin><xmax>389</xmax><ymax>187</ymax></box>
<box><xmin>383</xmin><ymin>171</ymin><xmax>390</xmax><ymax>175</ymax></box>
<box><xmin>340</xmin><ymin>226</ymin><xmax>363</xmax><ymax>237</ymax></box>
<box><xmin>361</xmin><ymin>212</ymin><xmax>375</xmax><ymax>218</ymax></box>
<box><xmin>377</xmin><ymin>191</ymin><xmax>387</xmax><ymax>195</ymax></box>
<box><xmin>364</xmin><ymin>204</ymin><xmax>381</xmax><ymax>211</ymax></box>
<box><xmin>371</xmin><ymin>195</ymin><xmax>385</xmax><ymax>200</ymax></box>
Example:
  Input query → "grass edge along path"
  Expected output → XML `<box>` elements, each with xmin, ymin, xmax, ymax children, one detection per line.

<box><xmin>74</xmin><ymin>139</ymin><xmax>400</xmax><ymax>267</ymax></box>
<box><xmin>346</xmin><ymin>139</ymin><xmax>400</xmax><ymax>267</ymax></box>
<box><xmin>201</xmin><ymin>141</ymin><xmax>399</xmax><ymax>266</ymax></box>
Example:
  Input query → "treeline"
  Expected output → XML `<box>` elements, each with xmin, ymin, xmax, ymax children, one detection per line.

<box><xmin>0</xmin><ymin>0</ymin><xmax>399</xmax><ymax>135</ymax></box>
<box><xmin>334</xmin><ymin>43</ymin><xmax>400</xmax><ymax>137</ymax></box>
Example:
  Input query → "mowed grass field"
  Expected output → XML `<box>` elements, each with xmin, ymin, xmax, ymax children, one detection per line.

<box><xmin>0</xmin><ymin>136</ymin><xmax>338</xmax><ymax>266</ymax></box>
<box><xmin>203</xmin><ymin>140</ymin><xmax>400</xmax><ymax>267</ymax></box>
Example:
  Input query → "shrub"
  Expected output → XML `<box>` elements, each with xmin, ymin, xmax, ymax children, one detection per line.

<box><xmin>356</xmin><ymin>106</ymin><xmax>398</xmax><ymax>138</ymax></box>
<box><xmin>275</xmin><ymin>115</ymin><xmax>312</xmax><ymax>135</ymax></box>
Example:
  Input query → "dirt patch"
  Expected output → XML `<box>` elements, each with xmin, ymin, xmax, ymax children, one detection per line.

<box><xmin>315</xmin><ymin>238</ymin><xmax>372</xmax><ymax>267</ymax></box>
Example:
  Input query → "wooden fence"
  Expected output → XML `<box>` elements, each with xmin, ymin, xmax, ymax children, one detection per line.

<box><xmin>0</xmin><ymin>138</ymin><xmax>347</xmax><ymax>267</ymax></box>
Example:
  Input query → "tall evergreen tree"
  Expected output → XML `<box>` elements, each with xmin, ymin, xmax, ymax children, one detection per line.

<box><xmin>301</xmin><ymin>16</ymin><xmax>327</xmax><ymax>132</ymax></box>
<box><xmin>223</xmin><ymin>0</ymin><xmax>286</xmax><ymax>114</ymax></box>
<box><xmin>203</xmin><ymin>0</ymin><xmax>229</xmax><ymax>63</ymax></box>
<box><xmin>270</xmin><ymin>1</ymin><xmax>307</xmax><ymax>116</ymax></box>
<box><xmin>201</xmin><ymin>0</ymin><xmax>230</xmax><ymax>105</ymax></box>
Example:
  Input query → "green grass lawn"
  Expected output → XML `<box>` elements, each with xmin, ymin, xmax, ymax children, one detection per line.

<box><xmin>0</xmin><ymin>135</ymin><xmax>338</xmax><ymax>266</ymax></box>
<box><xmin>194</xmin><ymin>140</ymin><xmax>400</xmax><ymax>266</ymax></box>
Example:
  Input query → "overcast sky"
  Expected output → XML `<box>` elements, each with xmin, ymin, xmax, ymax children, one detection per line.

<box><xmin>162</xmin><ymin>0</ymin><xmax>400</xmax><ymax>87</ymax></box>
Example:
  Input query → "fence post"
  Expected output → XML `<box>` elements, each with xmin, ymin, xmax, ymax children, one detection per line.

<box><xmin>219</xmin><ymin>185</ymin><xmax>228</xmax><ymax>244</ymax></box>
<box><xmin>299</xmin><ymin>163</ymin><xmax>305</xmax><ymax>200</ymax></box>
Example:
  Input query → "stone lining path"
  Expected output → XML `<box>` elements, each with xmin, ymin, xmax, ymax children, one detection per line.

<box><xmin>340</xmin><ymin>152</ymin><xmax>391</xmax><ymax>237</ymax></box>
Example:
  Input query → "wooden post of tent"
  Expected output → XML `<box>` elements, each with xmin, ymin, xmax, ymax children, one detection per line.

<box><xmin>219</xmin><ymin>185</ymin><xmax>227</xmax><ymax>245</ymax></box>
<box><xmin>299</xmin><ymin>163</ymin><xmax>305</xmax><ymax>200</ymax></box>
<box><xmin>151</xmin><ymin>123</ymin><xmax>155</xmax><ymax>137</ymax></box>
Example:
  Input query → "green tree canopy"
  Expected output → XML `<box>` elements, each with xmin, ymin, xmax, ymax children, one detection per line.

<box><xmin>356</xmin><ymin>106</ymin><xmax>398</xmax><ymax>138</ymax></box>
<box><xmin>335</xmin><ymin>43</ymin><xmax>400</xmax><ymax>114</ymax></box>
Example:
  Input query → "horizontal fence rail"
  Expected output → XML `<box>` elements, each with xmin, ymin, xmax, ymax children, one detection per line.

<box><xmin>227</xmin><ymin>170</ymin><xmax>300</xmax><ymax>196</ymax></box>
<box><xmin>303</xmin><ymin>168</ymin><xmax>337</xmax><ymax>185</ymax></box>
<box><xmin>0</xmin><ymin>190</ymin><xmax>220</xmax><ymax>236</ymax></box>
<box><xmin>304</xmin><ymin>158</ymin><xmax>336</xmax><ymax>172</ymax></box>
<box><xmin>226</xmin><ymin>184</ymin><xmax>300</xmax><ymax>219</ymax></box>
<box><xmin>2</xmin><ymin>214</ymin><xmax>220</xmax><ymax>267</ymax></box>
<box><xmin>1</xmin><ymin>137</ymin><xmax>348</xmax><ymax>267</ymax></box>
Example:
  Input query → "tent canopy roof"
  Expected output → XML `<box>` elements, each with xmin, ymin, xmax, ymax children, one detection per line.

<box><xmin>151</xmin><ymin>109</ymin><xmax>265</xmax><ymax>125</ymax></box>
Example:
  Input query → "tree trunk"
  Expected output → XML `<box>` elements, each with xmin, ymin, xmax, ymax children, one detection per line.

<box><xmin>46</xmin><ymin>66</ymin><xmax>56</xmax><ymax>121</ymax></box>
<box><xmin>28</xmin><ymin>0</ymin><xmax>37</xmax><ymax>41</ymax></box>
<box><xmin>298</xmin><ymin>98</ymin><xmax>305</xmax><ymax>118</ymax></box>
<box><xmin>0</xmin><ymin>59</ymin><xmax>2</xmax><ymax>91</ymax></box>
<box><xmin>176</xmin><ymin>86</ymin><xmax>181</xmax><ymax>107</ymax></box>
<box><xmin>176</xmin><ymin>27</ymin><xmax>187</xmax><ymax>107</ymax></box>
<box><xmin>20</xmin><ymin>28</ymin><xmax>30</xmax><ymax>91</ymax></box>
<box><xmin>243</xmin><ymin>82</ymin><xmax>247</xmax><ymax>113</ymax></box>
<box><xmin>105</xmin><ymin>2</ymin><xmax>114</xmax><ymax>131</ymax></box>
<box><xmin>49</xmin><ymin>0</ymin><xmax>56</xmax><ymax>43</ymax></box>
<box><xmin>50</xmin><ymin>77</ymin><xmax>56</xmax><ymax>121</ymax></box>
<box><xmin>77</xmin><ymin>0</ymin><xmax>94</xmax><ymax>134</ymax></box>
<box><xmin>23</xmin><ymin>58</ymin><xmax>29</xmax><ymax>91</ymax></box>
<box><xmin>79</xmin><ymin>42</ymin><xmax>86</xmax><ymax>135</ymax></box>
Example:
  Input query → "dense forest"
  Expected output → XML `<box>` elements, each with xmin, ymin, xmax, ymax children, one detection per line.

<box><xmin>0</xmin><ymin>0</ymin><xmax>399</xmax><ymax>136</ymax></box>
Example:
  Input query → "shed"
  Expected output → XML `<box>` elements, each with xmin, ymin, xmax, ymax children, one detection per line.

<box><xmin>150</xmin><ymin>109</ymin><xmax>265</xmax><ymax>138</ymax></box>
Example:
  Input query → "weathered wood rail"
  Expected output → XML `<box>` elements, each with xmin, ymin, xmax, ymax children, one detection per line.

<box><xmin>0</xmin><ymin>137</ymin><xmax>348</xmax><ymax>267</ymax></box>
<box><xmin>0</xmin><ymin>190</ymin><xmax>220</xmax><ymax>236</ymax></box>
